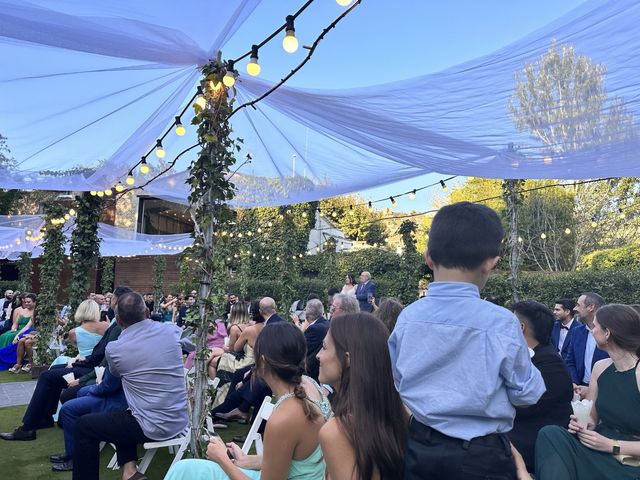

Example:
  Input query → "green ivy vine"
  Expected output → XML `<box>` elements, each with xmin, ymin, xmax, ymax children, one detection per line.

<box><xmin>153</xmin><ymin>255</ymin><xmax>166</xmax><ymax>312</ymax></box>
<box><xmin>100</xmin><ymin>257</ymin><xmax>115</xmax><ymax>293</ymax></box>
<box><xmin>17</xmin><ymin>252</ymin><xmax>33</xmax><ymax>293</ymax></box>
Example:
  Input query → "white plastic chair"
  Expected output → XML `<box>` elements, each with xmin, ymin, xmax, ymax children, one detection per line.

<box><xmin>241</xmin><ymin>395</ymin><xmax>274</xmax><ymax>455</ymax></box>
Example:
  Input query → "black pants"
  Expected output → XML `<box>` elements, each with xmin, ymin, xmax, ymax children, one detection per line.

<box><xmin>22</xmin><ymin>364</ymin><xmax>91</xmax><ymax>430</ymax></box>
<box><xmin>404</xmin><ymin>418</ymin><xmax>516</xmax><ymax>480</ymax></box>
<box><xmin>73</xmin><ymin>409</ymin><xmax>151</xmax><ymax>480</ymax></box>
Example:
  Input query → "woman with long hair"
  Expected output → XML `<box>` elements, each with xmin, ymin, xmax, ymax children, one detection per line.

<box><xmin>317</xmin><ymin>312</ymin><xmax>408</xmax><ymax>480</ymax></box>
<box><xmin>536</xmin><ymin>304</ymin><xmax>640</xmax><ymax>479</ymax></box>
<box><xmin>205</xmin><ymin>301</ymin><xmax>250</xmax><ymax>376</ymax></box>
<box><xmin>165</xmin><ymin>322</ymin><xmax>332</xmax><ymax>479</ymax></box>
<box><xmin>340</xmin><ymin>273</ymin><xmax>357</xmax><ymax>296</ymax></box>
<box><xmin>0</xmin><ymin>293</ymin><xmax>37</xmax><ymax>371</ymax></box>
<box><xmin>372</xmin><ymin>297</ymin><xmax>404</xmax><ymax>333</ymax></box>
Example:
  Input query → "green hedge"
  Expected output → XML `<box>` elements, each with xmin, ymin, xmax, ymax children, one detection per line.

<box><xmin>0</xmin><ymin>280</ymin><xmax>19</xmax><ymax>292</ymax></box>
<box><xmin>579</xmin><ymin>242</ymin><xmax>640</xmax><ymax>270</ymax></box>
<box><xmin>484</xmin><ymin>269</ymin><xmax>640</xmax><ymax>307</ymax></box>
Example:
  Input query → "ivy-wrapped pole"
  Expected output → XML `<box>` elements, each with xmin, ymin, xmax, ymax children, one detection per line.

<box><xmin>17</xmin><ymin>252</ymin><xmax>33</xmax><ymax>293</ymax></box>
<box><xmin>188</xmin><ymin>57</ymin><xmax>239</xmax><ymax>455</ymax></box>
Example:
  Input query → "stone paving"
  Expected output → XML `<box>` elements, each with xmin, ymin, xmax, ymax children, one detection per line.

<box><xmin>0</xmin><ymin>380</ymin><xmax>37</xmax><ymax>407</ymax></box>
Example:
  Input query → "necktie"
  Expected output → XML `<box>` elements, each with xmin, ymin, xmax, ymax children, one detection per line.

<box><xmin>561</xmin><ymin>326</ymin><xmax>569</xmax><ymax>330</ymax></box>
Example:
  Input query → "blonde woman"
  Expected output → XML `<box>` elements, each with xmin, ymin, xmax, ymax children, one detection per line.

<box><xmin>207</xmin><ymin>302</ymin><xmax>250</xmax><ymax>379</ymax></box>
<box><xmin>53</xmin><ymin>299</ymin><xmax>107</xmax><ymax>367</ymax></box>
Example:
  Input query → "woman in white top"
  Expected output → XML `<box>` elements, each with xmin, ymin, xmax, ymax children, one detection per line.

<box><xmin>340</xmin><ymin>273</ymin><xmax>357</xmax><ymax>296</ymax></box>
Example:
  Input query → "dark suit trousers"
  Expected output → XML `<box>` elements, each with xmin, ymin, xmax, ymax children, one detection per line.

<box><xmin>73</xmin><ymin>409</ymin><xmax>150</xmax><ymax>480</ymax></box>
<box><xmin>22</xmin><ymin>365</ymin><xmax>91</xmax><ymax>430</ymax></box>
<box><xmin>405</xmin><ymin>418</ymin><xmax>516</xmax><ymax>480</ymax></box>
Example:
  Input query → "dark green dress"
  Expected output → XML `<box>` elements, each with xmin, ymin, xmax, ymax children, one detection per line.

<box><xmin>535</xmin><ymin>360</ymin><xmax>640</xmax><ymax>479</ymax></box>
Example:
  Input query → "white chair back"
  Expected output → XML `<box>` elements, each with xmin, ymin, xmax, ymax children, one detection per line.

<box><xmin>241</xmin><ymin>395</ymin><xmax>274</xmax><ymax>455</ymax></box>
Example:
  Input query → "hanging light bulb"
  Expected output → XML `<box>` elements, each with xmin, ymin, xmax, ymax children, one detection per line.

<box><xmin>140</xmin><ymin>157</ymin><xmax>150</xmax><ymax>174</ymax></box>
<box><xmin>440</xmin><ymin>179</ymin><xmax>448</xmax><ymax>191</ymax></box>
<box><xmin>104</xmin><ymin>188</ymin><xmax>113</xmax><ymax>196</ymax></box>
<box><xmin>68</xmin><ymin>209</ymin><xmax>76</xmax><ymax>216</ymax></box>
<box><xmin>246</xmin><ymin>45</ymin><xmax>261</xmax><ymax>76</ymax></box>
<box><xmin>175</xmin><ymin>116</ymin><xmax>186</xmax><ymax>136</ymax></box>
<box><xmin>302</xmin><ymin>211</ymin><xmax>308</xmax><ymax>218</ymax></box>
<box><xmin>390</xmin><ymin>196</ymin><xmax>398</xmax><ymax>207</ymax></box>
<box><xmin>540</xmin><ymin>233</ymin><xmax>547</xmax><ymax>239</ymax></box>
<box><xmin>517</xmin><ymin>236</ymin><xmax>523</xmax><ymax>243</ymax></box>
<box><xmin>409</xmin><ymin>190</ymin><xmax>416</xmax><ymax>200</ymax></box>
<box><xmin>282</xmin><ymin>16</ymin><xmax>299</xmax><ymax>53</ymax></box>
<box><xmin>126</xmin><ymin>171</ymin><xmax>135</xmax><ymax>185</ymax></box>
<box><xmin>223</xmin><ymin>60</ymin><xmax>236</xmax><ymax>87</ymax></box>
<box><xmin>564</xmin><ymin>228</ymin><xmax>572</xmax><ymax>235</ymax></box>
<box><xmin>97</xmin><ymin>191</ymin><xmax>104</xmax><ymax>198</ymax></box>
<box><xmin>336</xmin><ymin>0</ymin><xmax>353</xmax><ymax>5</ymax></box>
<box><xmin>591</xmin><ymin>220</ymin><xmax>598</xmax><ymax>228</ymax></box>
<box><xmin>90</xmin><ymin>191</ymin><xmax>97</xmax><ymax>196</ymax></box>
<box><xmin>155</xmin><ymin>140</ymin><xmax>165</xmax><ymax>159</ymax></box>
<box><xmin>194</xmin><ymin>86</ymin><xmax>206</xmax><ymax>109</ymax></box>
<box><xmin>64</xmin><ymin>214</ymin><xmax>70</xmax><ymax>220</ymax></box>
<box><xmin>368</xmin><ymin>201</ymin><xmax>373</xmax><ymax>210</ymax></box>
<box><xmin>115</xmin><ymin>183</ymin><xmax>124</xmax><ymax>193</ymax></box>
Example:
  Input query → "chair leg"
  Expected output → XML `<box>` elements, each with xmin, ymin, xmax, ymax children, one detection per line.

<box><xmin>169</xmin><ymin>439</ymin><xmax>190</xmax><ymax>468</ymax></box>
<box><xmin>107</xmin><ymin>452</ymin><xmax>119</xmax><ymax>470</ymax></box>
<box><xmin>138</xmin><ymin>448</ymin><xmax>158</xmax><ymax>474</ymax></box>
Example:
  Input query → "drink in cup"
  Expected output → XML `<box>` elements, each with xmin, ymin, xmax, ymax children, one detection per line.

<box><xmin>95</xmin><ymin>366</ymin><xmax>105</xmax><ymax>384</ymax></box>
<box><xmin>571</xmin><ymin>398</ymin><xmax>593</xmax><ymax>428</ymax></box>
<box><xmin>62</xmin><ymin>372</ymin><xmax>75</xmax><ymax>384</ymax></box>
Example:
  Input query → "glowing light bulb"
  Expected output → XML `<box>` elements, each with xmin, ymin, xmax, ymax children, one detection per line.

<box><xmin>282</xmin><ymin>16</ymin><xmax>298</xmax><ymax>53</ymax></box>
<box><xmin>140</xmin><ymin>158</ymin><xmax>150</xmax><ymax>174</ymax></box>
<box><xmin>540</xmin><ymin>233</ymin><xmax>547</xmax><ymax>239</ymax></box>
<box><xmin>90</xmin><ymin>191</ymin><xmax>97</xmax><ymax>196</ymax></box>
<box><xmin>155</xmin><ymin>140</ymin><xmax>165</xmax><ymax>159</ymax></box>
<box><xmin>390</xmin><ymin>196</ymin><xmax>398</xmax><ymax>207</ymax></box>
<box><xmin>591</xmin><ymin>220</ymin><xmax>598</xmax><ymax>228</ymax></box>
<box><xmin>246</xmin><ymin>45</ymin><xmax>260</xmax><ymax>76</ymax></box>
<box><xmin>68</xmin><ymin>209</ymin><xmax>76</xmax><ymax>216</ymax></box>
<box><xmin>97</xmin><ymin>191</ymin><xmax>104</xmax><ymax>198</ymax></box>
<box><xmin>64</xmin><ymin>214</ymin><xmax>70</xmax><ymax>220</ymax></box>
<box><xmin>517</xmin><ymin>236</ymin><xmax>523</xmax><ymax>243</ymax></box>
<box><xmin>336</xmin><ymin>0</ymin><xmax>352</xmax><ymax>5</ymax></box>
<box><xmin>126</xmin><ymin>173</ymin><xmax>135</xmax><ymax>185</ymax></box>
<box><xmin>195</xmin><ymin>95</ymin><xmax>206</xmax><ymax>109</ymax></box>
<box><xmin>175</xmin><ymin>116</ymin><xmax>186</xmax><ymax>136</ymax></box>
<box><xmin>104</xmin><ymin>189</ymin><xmax>113</xmax><ymax>196</ymax></box>
<box><xmin>115</xmin><ymin>183</ymin><xmax>124</xmax><ymax>192</ymax></box>
<box><xmin>223</xmin><ymin>60</ymin><xmax>236</xmax><ymax>87</ymax></box>
<box><xmin>564</xmin><ymin>228</ymin><xmax>571</xmax><ymax>235</ymax></box>
<box><xmin>409</xmin><ymin>190</ymin><xmax>416</xmax><ymax>200</ymax></box>
<box><xmin>440</xmin><ymin>180</ymin><xmax>448</xmax><ymax>191</ymax></box>
<box><xmin>50</xmin><ymin>219</ymin><xmax>56</xmax><ymax>225</ymax></box>
<box><xmin>302</xmin><ymin>211</ymin><xmax>307</xmax><ymax>218</ymax></box>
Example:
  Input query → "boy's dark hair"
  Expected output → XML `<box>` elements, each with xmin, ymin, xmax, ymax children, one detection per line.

<box><xmin>306</xmin><ymin>293</ymin><xmax>320</xmax><ymax>301</ymax></box>
<box><xmin>428</xmin><ymin>202</ymin><xmax>504</xmax><ymax>270</ymax></box>
<box><xmin>327</xmin><ymin>287</ymin><xmax>340</xmax><ymax>296</ymax></box>
<box><xmin>556</xmin><ymin>298</ymin><xmax>576</xmax><ymax>312</ymax></box>
<box><xmin>113</xmin><ymin>286</ymin><xmax>134</xmax><ymax>299</ymax></box>
<box><xmin>513</xmin><ymin>300</ymin><xmax>554</xmax><ymax>345</ymax></box>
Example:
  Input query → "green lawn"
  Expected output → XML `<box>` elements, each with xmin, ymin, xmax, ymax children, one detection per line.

<box><xmin>0</xmin><ymin>404</ymin><xmax>249</xmax><ymax>479</ymax></box>
<box><xmin>0</xmin><ymin>370</ymin><xmax>36</xmax><ymax>383</ymax></box>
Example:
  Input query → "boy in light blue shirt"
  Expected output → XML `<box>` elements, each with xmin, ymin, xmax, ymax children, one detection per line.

<box><xmin>389</xmin><ymin>201</ymin><xmax>545</xmax><ymax>479</ymax></box>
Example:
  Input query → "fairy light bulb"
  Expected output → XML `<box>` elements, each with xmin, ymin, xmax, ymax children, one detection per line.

<box><xmin>440</xmin><ymin>179</ymin><xmax>448</xmax><ymax>191</ymax></box>
<box><xmin>223</xmin><ymin>60</ymin><xmax>236</xmax><ymax>87</ymax></box>
<box><xmin>337</xmin><ymin>0</ymin><xmax>352</xmax><ymax>5</ymax></box>
<box><xmin>194</xmin><ymin>86</ymin><xmax>206</xmax><ymax>109</ymax></box>
<box><xmin>409</xmin><ymin>190</ymin><xmax>416</xmax><ymax>200</ymax></box>
<box><xmin>68</xmin><ymin>209</ymin><xmax>76</xmax><ymax>216</ymax></box>
<box><xmin>540</xmin><ymin>233</ymin><xmax>547</xmax><ymax>239</ymax></box>
<box><xmin>564</xmin><ymin>228</ymin><xmax>571</xmax><ymax>235</ymax></box>
<box><xmin>90</xmin><ymin>191</ymin><xmax>97</xmax><ymax>196</ymax></box>
<box><xmin>97</xmin><ymin>191</ymin><xmax>104</xmax><ymax>198</ymax></box>
<box><xmin>64</xmin><ymin>214</ymin><xmax>70</xmax><ymax>220</ymax></box>
<box><xmin>246</xmin><ymin>45</ymin><xmax>261</xmax><ymax>76</ymax></box>
<box><xmin>175</xmin><ymin>116</ymin><xmax>186</xmax><ymax>136</ymax></box>
<box><xmin>115</xmin><ymin>183</ymin><xmax>124</xmax><ymax>193</ymax></box>
<box><xmin>591</xmin><ymin>220</ymin><xmax>598</xmax><ymax>228</ymax></box>
<box><xmin>126</xmin><ymin>172</ymin><xmax>135</xmax><ymax>185</ymax></box>
<box><xmin>282</xmin><ymin>16</ymin><xmax>299</xmax><ymax>53</ymax></box>
<box><xmin>104</xmin><ymin>189</ymin><xmax>113</xmax><ymax>196</ymax></box>
<box><xmin>140</xmin><ymin>157</ymin><xmax>150</xmax><ymax>174</ymax></box>
<box><xmin>390</xmin><ymin>196</ymin><xmax>398</xmax><ymax>206</ymax></box>
<box><xmin>155</xmin><ymin>140</ymin><xmax>165</xmax><ymax>159</ymax></box>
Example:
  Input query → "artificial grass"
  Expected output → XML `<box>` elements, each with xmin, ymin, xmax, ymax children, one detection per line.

<box><xmin>0</xmin><ymin>370</ymin><xmax>36</xmax><ymax>383</ymax></box>
<box><xmin>0</xmin><ymin>404</ymin><xmax>250</xmax><ymax>479</ymax></box>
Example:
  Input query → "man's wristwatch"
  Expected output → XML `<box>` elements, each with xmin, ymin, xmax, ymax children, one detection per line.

<box><xmin>612</xmin><ymin>439</ymin><xmax>621</xmax><ymax>455</ymax></box>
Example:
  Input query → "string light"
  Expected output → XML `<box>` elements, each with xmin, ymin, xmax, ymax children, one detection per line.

<box><xmin>154</xmin><ymin>140</ymin><xmax>165</xmax><ymax>159</ymax></box>
<box><xmin>440</xmin><ymin>179</ymin><xmax>448</xmax><ymax>191</ymax></box>
<box><xmin>246</xmin><ymin>45</ymin><xmax>261</xmax><ymax>76</ymax></box>
<box><xmin>126</xmin><ymin>171</ymin><xmax>135</xmax><ymax>185</ymax></box>
<box><xmin>409</xmin><ymin>190</ymin><xmax>416</xmax><ymax>200</ymax></box>
<box><xmin>115</xmin><ymin>183</ymin><xmax>124</xmax><ymax>193</ymax></box>
<box><xmin>90</xmin><ymin>191</ymin><xmax>97</xmax><ymax>196</ymax></box>
<box><xmin>564</xmin><ymin>228</ymin><xmax>572</xmax><ymax>235</ymax></box>
<box><xmin>282</xmin><ymin>16</ymin><xmax>299</xmax><ymax>53</ymax></box>
<box><xmin>591</xmin><ymin>219</ymin><xmax>598</xmax><ymax>228</ymax></box>
<box><xmin>97</xmin><ymin>191</ymin><xmax>104</xmax><ymax>198</ymax></box>
<box><xmin>64</xmin><ymin>214</ymin><xmax>70</xmax><ymax>220</ymax></box>
<box><xmin>68</xmin><ymin>209</ymin><xmax>76</xmax><ymax>216</ymax></box>
<box><xmin>104</xmin><ymin>188</ymin><xmax>113</xmax><ymax>196</ymax></box>
<box><xmin>194</xmin><ymin>86</ymin><xmax>206</xmax><ymax>109</ymax></box>
<box><xmin>336</xmin><ymin>0</ymin><xmax>353</xmax><ymax>5</ymax></box>
<box><xmin>223</xmin><ymin>60</ymin><xmax>237</xmax><ymax>87</ymax></box>
<box><xmin>140</xmin><ymin>157</ymin><xmax>150</xmax><ymax>174</ymax></box>
<box><xmin>390</xmin><ymin>196</ymin><xmax>398</xmax><ymax>207</ymax></box>
<box><xmin>540</xmin><ymin>233</ymin><xmax>547</xmax><ymax>239</ymax></box>
<box><xmin>174</xmin><ymin>116</ymin><xmax>186</xmax><ymax>136</ymax></box>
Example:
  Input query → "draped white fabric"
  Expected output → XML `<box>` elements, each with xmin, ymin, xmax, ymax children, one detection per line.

<box><xmin>1</xmin><ymin>0</ymin><xmax>640</xmax><ymax>207</ymax></box>
<box><xmin>0</xmin><ymin>216</ymin><xmax>192</xmax><ymax>259</ymax></box>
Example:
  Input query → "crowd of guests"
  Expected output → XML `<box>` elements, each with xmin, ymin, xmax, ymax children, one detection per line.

<box><xmin>0</xmin><ymin>201</ymin><xmax>639</xmax><ymax>480</ymax></box>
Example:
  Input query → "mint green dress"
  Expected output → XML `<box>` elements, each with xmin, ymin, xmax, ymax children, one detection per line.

<box><xmin>0</xmin><ymin>316</ymin><xmax>30</xmax><ymax>348</ymax></box>
<box><xmin>164</xmin><ymin>377</ymin><xmax>332</xmax><ymax>480</ymax></box>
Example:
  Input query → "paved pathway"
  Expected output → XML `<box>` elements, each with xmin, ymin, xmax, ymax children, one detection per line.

<box><xmin>0</xmin><ymin>380</ymin><xmax>37</xmax><ymax>407</ymax></box>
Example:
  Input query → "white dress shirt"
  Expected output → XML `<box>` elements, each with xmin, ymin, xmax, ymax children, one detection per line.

<box><xmin>558</xmin><ymin>318</ymin><xmax>575</xmax><ymax>352</ymax></box>
<box><xmin>583</xmin><ymin>324</ymin><xmax>597</xmax><ymax>384</ymax></box>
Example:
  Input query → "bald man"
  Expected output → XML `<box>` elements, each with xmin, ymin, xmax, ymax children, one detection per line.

<box><xmin>355</xmin><ymin>271</ymin><xmax>377</xmax><ymax>313</ymax></box>
<box><xmin>259</xmin><ymin>297</ymin><xmax>284</xmax><ymax>326</ymax></box>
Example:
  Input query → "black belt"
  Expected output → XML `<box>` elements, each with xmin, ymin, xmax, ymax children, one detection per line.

<box><xmin>409</xmin><ymin>417</ymin><xmax>512</xmax><ymax>456</ymax></box>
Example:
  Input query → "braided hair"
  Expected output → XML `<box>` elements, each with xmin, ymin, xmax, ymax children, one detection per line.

<box><xmin>254</xmin><ymin>322</ymin><xmax>319</xmax><ymax>422</ymax></box>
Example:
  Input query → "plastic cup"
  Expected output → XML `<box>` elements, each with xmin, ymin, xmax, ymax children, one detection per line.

<box><xmin>95</xmin><ymin>366</ymin><xmax>105</xmax><ymax>384</ymax></box>
<box><xmin>62</xmin><ymin>372</ymin><xmax>75</xmax><ymax>384</ymax></box>
<box><xmin>571</xmin><ymin>399</ymin><xmax>593</xmax><ymax>427</ymax></box>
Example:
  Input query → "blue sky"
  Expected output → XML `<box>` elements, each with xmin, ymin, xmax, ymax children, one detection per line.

<box><xmin>223</xmin><ymin>0</ymin><xmax>585</xmax><ymax>212</ymax></box>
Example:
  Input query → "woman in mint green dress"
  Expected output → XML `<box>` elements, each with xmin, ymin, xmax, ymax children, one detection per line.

<box><xmin>164</xmin><ymin>322</ymin><xmax>331</xmax><ymax>480</ymax></box>
<box><xmin>536</xmin><ymin>304</ymin><xmax>640</xmax><ymax>479</ymax></box>
<box><xmin>0</xmin><ymin>294</ymin><xmax>35</xmax><ymax>348</ymax></box>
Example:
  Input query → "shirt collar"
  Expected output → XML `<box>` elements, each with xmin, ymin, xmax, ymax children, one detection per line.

<box><xmin>427</xmin><ymin>282</ymin><xmax>481</xmax><ymax>298</ymax></box>
<box><xmin>120</xmin><ymin>318</ymin><xmax>152</xmax><ymax>337</ymax></box>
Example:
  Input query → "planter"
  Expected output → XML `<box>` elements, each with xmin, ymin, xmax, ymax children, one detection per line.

<box><xmin>31</xmin><ymin>365</ymin><xmax>48</xmax><ymax>379</ymax></box>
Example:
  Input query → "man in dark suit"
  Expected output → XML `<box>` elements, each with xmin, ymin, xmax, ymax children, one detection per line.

<box><xmin>297</xmin><ymin>299</ymin><xmax>329</xmax><ymax>381</ymax></box>
<box><xmin>355</xmin><ymin>271</ymin><xmax>376</xmax><ymax>313</ymax></box>
<box><xmin>565</xmin><ymin>292</ymin><xmax>608</xmax><ymax>396</ymax></box>
<box><xmin>0</xmin><ymin>289</ymin><xmax>14</xmax><ymax>335</ymax></box>
<box><xmin>259</xmin><ymin>297</ymin><xmax>284</xmax><ymax>326</ymax></box>
<box><xmin>550</xmin><ymin>298</ymin><xmax>579</xmax><ymax>357</ymax></box>
<box><xmin>510</xmin><ymin>301</ymin><xmax>573</xmax><ymax>472</ymax></box>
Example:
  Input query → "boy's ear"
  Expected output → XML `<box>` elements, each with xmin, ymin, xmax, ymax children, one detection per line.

<box><xmin>481</xmin><ymin>256</ymin><xmax>500</xmax><ymax>273</ymax></box>
<box><xmin>424</xmin><ymin>250</ymin><xmax>435</xmax><ymax>270</ymax></box>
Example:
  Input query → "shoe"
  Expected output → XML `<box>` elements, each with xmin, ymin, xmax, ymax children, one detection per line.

<box><xmin>49</xmin><ymin>453</ymin><xmax>71</xmax><ymax>463</ymax></box>
<box><xmin>8</xmin><ymin>365</ymin><xmax>20</xmax><ymax>373</ymax></box>
<box><xmin>215</xmin><ymin>408</ymin><xmax>249</xmax><ymax>423</ymax></box>
<box><xmin>52</xmin><ymin>461</ymin><xmax>73</xmax><ymax>472</ymax></box>
<box><xmin>21</xmin><ymin>364</ymin><xmax>31</xmax><ymax>373</ymax></box>
<box><xmin>0</xmin><ymin>426</ymin><xmax>36</xmax><ymax>441</ymax></box>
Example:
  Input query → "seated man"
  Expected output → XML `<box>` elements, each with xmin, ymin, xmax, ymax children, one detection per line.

<box><xmin>49</xmin><ymin>365</ymin><xmax>127</xmax><ymax>472</ymax></box>
<box><xmin>0</xmin><ymin>286</ymin><xmax>132</xmax><ymax>441</ymax></box>
<box><xmin>72</xmin><ymin>292</ymin><xmax>188</xmax><ymax>480</ymax></box>
<box><xmin>509</xmin><ymin>301</ymin><xmax>573</xmax><ymax>471</ymax></box>
<box><xmin>295</xmin><ymin>299</ymin><xmax>329</xmax><ymax>381</ymax></box>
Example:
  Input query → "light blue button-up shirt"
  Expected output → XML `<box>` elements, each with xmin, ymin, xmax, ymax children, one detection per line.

<box><xmin>388</xmin><ymin>282</ymin><xmax>545</xmax><ymax>441</ymax></box>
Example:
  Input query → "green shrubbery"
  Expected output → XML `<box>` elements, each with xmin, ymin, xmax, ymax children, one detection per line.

<box><xmin>579</xmin><ymin>242</ymin><xmax>640</xmax><ymax>270</ymax></box>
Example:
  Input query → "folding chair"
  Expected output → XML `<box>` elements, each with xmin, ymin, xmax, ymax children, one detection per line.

<box><xmin>241</xmin><ymin>395</ymin><xmax>274</xmax><ymax>455</ymax></box>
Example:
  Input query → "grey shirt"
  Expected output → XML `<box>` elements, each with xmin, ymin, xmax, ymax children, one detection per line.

<box><xmin>106</xmin><ymin>319</ymin><xmax>188</xmax><ymax>440</ymax></box>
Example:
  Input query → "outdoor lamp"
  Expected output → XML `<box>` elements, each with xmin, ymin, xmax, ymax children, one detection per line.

<box><xmin>223</xmin><ymin>60</ymin><xmax>237</xmax><ymax>87</ymax></box>
<box><xmin>115</xmin><ymin>183</ymin><xmax>124</xmax><ymax>192</ymax></box>
<box><xmin>194</xmin><ymin>86</ymin><xmax>206</xmax><ymax>109</ymax></box>
<box><xmin>246</xmin><ymin>45</ymin><xmax>261</xmax><ymax>76</ymax></box>
<box><xmin>155</xmin><ymin>140</ymin><xmax>165</xmax><ymax>159</ymax></box>
<box><xmin>282</xmin><ymin>16</ymin><xmax>299</xmax><ymax>53</ymax></box>
<box><xmin>126</xmin><ymin>171</ymin><xmax>135</xmax><ymax>185</ymax></box>
<box><xmin>97</xmin><ymin>191</ymin><xmax>104</xmax><ymax>198</ymax></box>
<box><xmin>409</xmin><ymin>190</ymin><xmax>416</xmax><ymax>200</ymax></box>
<box><xmin>140</xmin><ymin>157</ymin><xmax>150</xmax><ymax>173</ymax></box>
<box><xmin>104</xmin><ymin>188</ymin><xmax>113</xmax><ymax>196</ymax></box>
<box><xmin>175</xmin><ymin>116</ymin><xmax>186</xmax><ymax>136</ymax></box>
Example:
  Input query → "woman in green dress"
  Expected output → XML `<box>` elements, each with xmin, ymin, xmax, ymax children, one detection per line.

<box><xmin>536</xmin><ymin>304</ymin><xmax>640</xmax><ymax>479</ymax></box>
<box><xmin>0</xmin><ymin>293</ymin><xmax>35</xmax><ymax>348</ymax></box>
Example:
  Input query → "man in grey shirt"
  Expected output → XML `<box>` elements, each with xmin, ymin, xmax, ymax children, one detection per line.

<box><xmin>72</xmin><ymin>292</ymin><xmax>188</xmax><ymax>480</ymax></box>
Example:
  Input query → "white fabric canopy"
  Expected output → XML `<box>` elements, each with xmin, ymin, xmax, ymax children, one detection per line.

<box><xmin>1</xmin><ymin>0</ymin><xmax>640</xmax><ymax>207</ymax></box>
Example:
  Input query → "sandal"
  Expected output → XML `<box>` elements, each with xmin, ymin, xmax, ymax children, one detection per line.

<box><xmin>8</xmin><ymin>365</ymin><xmax>21</xmax><ymax>373</ymax></box>
<box><xmin>21</xmin><ymin>364</ymin><xmax>32</xmax><ymax>373</ymax></box>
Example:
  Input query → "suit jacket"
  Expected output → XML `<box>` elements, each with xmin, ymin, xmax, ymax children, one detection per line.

<box><xmin>510</xmin><ymin>343</ymin><xmax>573</xmax><ymax>471</ymax></box>
<box><xmin>564</xmin><ymin>324</ymin><xmax>608</xmax><ymax>385</ymax></box>
<box><xmin>355</xmin><ymin>281</ymin><xmax>376</xmax><ymax>313</ymax></box>
<box><xmin>264</xmin><ymin>313</ymin><xmax>285</xmax><ymax>326</ymax></box>
<box><xmin>304</xmin><ymin>318</ymin><xmax>329</xmax><ymax>381</ymax></box>
<box><xmin>550</xmin><ymin>318</ymin><xmax>580</xmax><ymax>356</ymax></box>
